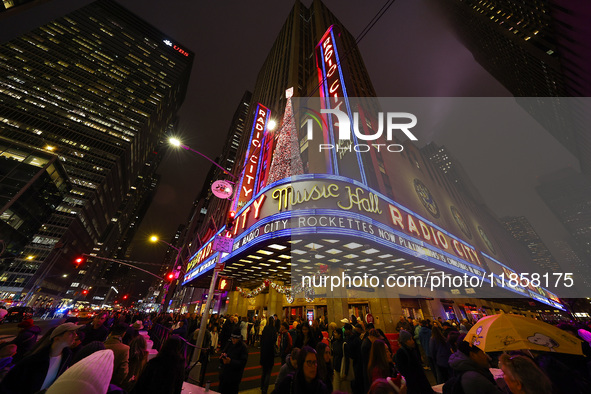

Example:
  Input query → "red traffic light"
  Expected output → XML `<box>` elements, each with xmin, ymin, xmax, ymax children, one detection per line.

<box><xmin>166</xmin><ymin>272</ymin><xmax>174</xmax><ymax>281</ymax></box>
<box><xmin>73</xmin><ymin>256</ymin><xmax>86</xmax><ymax>267</ymax></box>
<box><xmin>123</xmin><ymin>295</ymin><xmax>128</xmax><ymax>299</ymax></box>
<box><xmin>82</xmin><ymin>289</ymin><xmax>88</xmax><ymax>295</ymax></box>
<box><xmin>226</xmin><ymin>211</ymin><xmax>236</xmax><ymax>231</ymax></box>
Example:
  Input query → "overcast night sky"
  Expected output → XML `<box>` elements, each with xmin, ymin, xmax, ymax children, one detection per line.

<box><xmin>1</xmin><ymin>0</ymin><xmax>579</xmax><ymax>273</ymax></box>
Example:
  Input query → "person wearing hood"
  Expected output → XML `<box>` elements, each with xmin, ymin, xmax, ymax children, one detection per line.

<box><xmin>417</xmin><ymin>321</ymin><xmax>432</xmax><ymax>369</ymax></box>
<box><xmin>393</xmin><ymin>330</ymin><xmax>433</xmax><ymax>394</ymax></box>
<box><xmin>447</xmin><ymin>341</ymin><xmax>503</xmax><ymax>394</ymax></box>
<box><xmin>260</xmin><ymin>317</ymin><xmax>277</xmax><ymax>394</ymax></box>
<box><xmin>276</xmin><ymin>347</ymin><xmax>300</xmax><ymax>386</ymax></box>
<box><xmin>272</xmin><ymin>346</ymin><xmax>328</xmax><ymax>394</ymax></box>
<box><xmin>10</xmin><ymin>318</ymin><xmax>41</xmax><ymax>363</ymax></box>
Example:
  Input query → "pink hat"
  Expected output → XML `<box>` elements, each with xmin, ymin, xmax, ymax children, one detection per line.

<box><xmin>46</xmin><ymin>349</ymin><xmax>114</xmax><ymax>394</ymax></box>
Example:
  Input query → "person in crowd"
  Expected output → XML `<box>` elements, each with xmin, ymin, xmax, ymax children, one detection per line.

<box><xmin>0</xmin><ymin>322</ymin><xmax>78</xmax><ymax>393</ymax></box>
<box><xmin>289</xmin><ymin>320</ymin><xmax>300</xmax><ymax>346</ymax></box>
<box><xmin>296</xmin><ymin>322</ymin><xmax>317</xmax><ymax>349</ymax></box>
<box><xmin>394</xmin><ymin>330</ymin><xmax>433</xmax><ymax>394</ymax></box>
<box><xmin>368</xmin><ymin>339</ymin><xmax>397</xmax><ymax>383</ymax></box>
<box><xmin>80</xmin><ymin>312</ymin><xmax>109</xmax><ymax>345</ymax></box>
<box><xmin>276</xmin><ymin>347</ymin><xmax>300</xmax><ymax>386</ymax></box>
<box><xmin>210</xmin><ymin>324</ymin><xmax>219</xmax><ymax>352</ymax></box>
<box><xmin>69</xmin><ymin>330</ymin><xmax>85</xmax><ymax>361</ymax></box>
<box><xmin>132</xmin><ymin>335</ymin><xmax>185</xmax><ymax>394</ymax></box>
<box><xmin>316</xmin><ymin>342</ymin><xmax>333</xmax><ymax>393</ymax></box>
<box><xmin>499</xmin><ymin>353</ymin><xmax>552</xmax><ymax>394</ymax></box>
<box><xmin>124</xmin><ymin>334</ymin><xmax>148</xmax><ymax>392</ymax></box>
<box><xmin>219</xmin><ymin>329</ymin><xmax>249</xmax><ymax>394</ymax></box>
<box><xmin>104</xmin><ymin>323</ymin><xmax>130</xmax><ymax>387</ymax></box>
<box><xmin>260</xmin><ymin>316</ymin><xmax>277</xmax><ymax>394</ymax></box>
<box><xmin>331</xmin><ymin>326</ymin><xmax>351</xmax><ymax>392</ymax></box>
<box><xmin>274</xmin><ymin>314</ymin><xmax>281</xmax><ymax>333</ymax></box>
<box><xmin>0</xmin><ymin>344</ymin><xmax>17</xmax><ymax>381</ymax></box>
<box><xmin>361</xmin><ymin>328</ymin><xmax>380</xmax><ymax>392</ymax></box>
<box><xmin>347</xmin><ymin>323</ymin><xmax>363</xmax><ymax>394</ymax></box>
<box><xmin>172</xmin><ymin>319</ymin><xmax>188</xmax><ymax>339</ymax></box>
<box><xmin>417</xmin><ymin>320</ymin><xmax>432</xmax><ymax>369</ymax></box>
<box><xmin>240</xmin><ymin>316</ymin><xmax>249</xmax><ymax>342</ymax></box>
<box><xmin>429</xmin><ymin>325</ymin><xmax>449</xmax><ymax>383</ymax></box>
<box><xmin>9</xmin><ymin>318</ymin><xmax>41</xmax><ymax>363</ymax></box>
<box><xmin>272</xmin><ymin>346</ymin><xmax>328</xmax><ymax>394</ymax></box>
<box><xmin>72</xmin><ymin>340</ymin><xmax>106</xmax><ymax>365</ymax></box>
<box><xmin>259</xmin><ymin>314</ymin><xmax>267</xmax><ymax>342</ymax></box>
<box><xmin>45</xmin><ymin>349</ymin><xmax>114</xmax><ymax>394</ymax></box>
<box><xmin>396</xmin><ymin>316</ymin><xmax>411</xmax><ymax>332</ymax></box>
<box><xmin>311</xmin><ymin>319</ymin><xmax>323</xmax><ymax>344</ymax></box>
<box><xmin>367</xmin><ymin>378</ymin><xmax>407</xmax><ymax>394</ymax></box>
<box><xmin>447</xmin><ymin>341</ymin><xmax>504</xmax><ymax>394</ymax></box>
<box><xmin>279</xmin><ymin>322</ymin><xmax>293</xmax><ymax>365</ymax></box>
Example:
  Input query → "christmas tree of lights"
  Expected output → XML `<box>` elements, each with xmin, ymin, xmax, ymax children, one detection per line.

<box><xmin>267</xmin><ymin>87</ymin><xmax>304</xmax><ymax>184</ymax></box>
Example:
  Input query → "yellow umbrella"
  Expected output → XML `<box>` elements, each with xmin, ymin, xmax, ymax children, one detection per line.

<box><xmin>465</xmin><ymin>313</ymin><xmax>583</xmax><ymax>355</ymax></box>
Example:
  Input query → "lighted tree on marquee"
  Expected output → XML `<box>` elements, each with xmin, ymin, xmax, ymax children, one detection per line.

<box><xmin>267</xmin><ymin>87</ymin><xmax>304</xmax><ymax>184</ymax></box>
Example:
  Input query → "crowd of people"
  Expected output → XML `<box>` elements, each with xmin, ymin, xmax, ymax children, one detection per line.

<box><xmin>0</xmin><ymin>310</ymin><xmax>590</xmax><ymax>394</ymax></box>
<box><xmin>0</xmin><ymin>310</ymin><xmax>189</xmax><ymax>394</ymax></box>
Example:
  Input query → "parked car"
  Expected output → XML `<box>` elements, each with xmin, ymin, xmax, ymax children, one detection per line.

<box><xmin>4</xmin><ymin>307</ymin><xmax>34</xmax><ymax>323</ymax></box>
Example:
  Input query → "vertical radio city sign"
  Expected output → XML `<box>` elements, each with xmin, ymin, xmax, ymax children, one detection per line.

<box><xmin>315</xmin><ymin>25</ymin><xmax>366</xmax><ymax>185</ymax></box>
<box><xmin>235</xmin><ymin>103</ymin><xmax>271</xmax><ymax>210</ymax></box>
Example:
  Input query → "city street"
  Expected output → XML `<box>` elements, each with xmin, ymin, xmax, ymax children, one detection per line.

<box><xmin>0</xmin><ymin>318</ymin><xmax>63</xmax><ymax>342</ymax></box>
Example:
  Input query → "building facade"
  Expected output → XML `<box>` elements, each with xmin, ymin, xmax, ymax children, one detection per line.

<box><xmin>0</xmin><ymin>0</ymin><xmax>193</xmax><ymax>305</ymax></box>
<box><xmin>176</xmin><ymin>0</ymin><xmax>566</xmax><ymax>330</ymax></box>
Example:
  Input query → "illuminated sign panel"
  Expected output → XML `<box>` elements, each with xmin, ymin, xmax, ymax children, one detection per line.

<box><xmin>163</xmin><ymin>39</ymin><xmax>189</xmax><ymax>56</ymax></box>
<box><xmin>235</xmin><ymin>103</ymin><xmax>271</xmax><ymax>210</ymax></box>
<box><xmin>316</xmin><ymin>26</ymin><xmax>366</xmax><ymax>184</ymax></box>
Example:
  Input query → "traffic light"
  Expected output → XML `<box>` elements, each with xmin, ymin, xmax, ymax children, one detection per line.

<box><xmin>73</xmin><ymin>256</ymin><xmax>86</xmax><ymax>267</ymax></box>
<box><xmin>81</xmin><ymin>289</ymin><xmax>88</xmax><ymax>295</ymax></box>
<box><xmin>166</xmin><ymin>272</ymin><xmax>175</xmax><ymax>281</ymax></box>
<box><xmin>226</xmin><ymin>211</ymin><xmax>236</xmax><ymax>231</ymax></box>
<box><xmin>218</xmin><ymin>277</ymin><xmax>232</xmax><ymax>291</ymax></box>
<box><xmin>123</xmin><ymin>295</ymin><xmax>128</xmax><ymax>300</ymax></box>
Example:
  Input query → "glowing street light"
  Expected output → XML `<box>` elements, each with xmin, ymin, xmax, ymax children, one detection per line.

<box><xmin>168</xmin><ymin>137</ymin><xmax>236</xmax><ymax>180</ymax></box>
<box><xmin>267</xmin><ymin>119</ymin><xmax>277</xmax><ymax>130</ymax></box>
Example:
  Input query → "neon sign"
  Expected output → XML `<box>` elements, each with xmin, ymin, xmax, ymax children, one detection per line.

<box><xmin>316</xmin><ymin>26</ymin><xmax>366</xmax><ymax>184</ymax></box>
<box><xmin>234</xmin><ymin>103</ymin><xmax>271</xmax><ymax>210</ymax></box>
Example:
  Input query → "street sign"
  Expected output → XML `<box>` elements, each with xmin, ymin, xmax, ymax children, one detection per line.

<box><xmin>213</xmin><ymin>235</ymin><xmax>233</xmax><ymax>253</ymax></box>
<box><xmin>215</xmin><ymin>263</ymin><xmax>225</xmax><ymax>271</ymax></box>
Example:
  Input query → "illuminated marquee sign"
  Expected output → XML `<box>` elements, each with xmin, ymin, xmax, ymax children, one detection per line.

<box><xmin>163</xmin><ymin>39</ymin><xmax>189</xmax><ymax>57</ymax></box>
<box><xmin>316</xmin><ymin>26</ymin><xmax>365</xmax><ymax>184</ymax></box>
<box><xmin>234</xmin><ymin>103</ymin><xmax>271</xmax><ymax>210</ymax></box>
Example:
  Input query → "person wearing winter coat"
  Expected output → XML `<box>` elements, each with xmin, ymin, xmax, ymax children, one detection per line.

<box><xmin>394</xmin><ymin>330</ymin><xmax>433</xmax><ymax>394</ymax></box>
<box><xmin>260</xmin><ymin>317</ymin><xmax>277</xmax><ymax>394</ymax></box>
<box><xmin>275</xmin><ymin>348</ymin><xmax>299</xmax><ymax>386</ymax></box>
<box><xmin>418</xmin><ymin>321</ymin><xmax>432</xmax><ymax>367</ymax></box>
<box><xmin>447</xmin><ymin>341</ymin><xmax>504</xmax><ymax>394</ymax></box>
<box><xmin>219</xmin><ymin>329</ymin><xmax>249</xmax><ymax>394</ymax></box>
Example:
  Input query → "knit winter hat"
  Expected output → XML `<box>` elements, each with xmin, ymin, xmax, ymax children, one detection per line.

<box><xmin>398</xmin><ymin>330</ymin><xmax>412</xmax><ymax>344</ymax></box>
<box><xmin>46</xmin><ymin>349</ymin><xmax>114</xmax><ymax>394</ymax></box>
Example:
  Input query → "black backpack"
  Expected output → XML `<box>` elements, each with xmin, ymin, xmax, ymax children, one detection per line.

<box><xmin>442</xmin><ymin>371</ymin><xmax>466</xmax><ymax>394</ymax></box>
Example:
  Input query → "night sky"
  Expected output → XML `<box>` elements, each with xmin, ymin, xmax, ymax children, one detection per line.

<box><xmin>1</xmin><ymin>0</ymin><xmax>579</xmax><ymax>276</ymax></box>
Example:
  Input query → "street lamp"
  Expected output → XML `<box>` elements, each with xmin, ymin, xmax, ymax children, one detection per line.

<box><xmin>168</xmin><ymin>137</ymin><xmax>236</xmax><ymax>180</ymax></box>
<box><xmin>149</xmin><ymin>235</ymin><xmax>183</xmax><ymax>311</ymax></box>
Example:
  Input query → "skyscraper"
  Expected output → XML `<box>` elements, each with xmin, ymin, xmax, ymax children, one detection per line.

<box><xmin>500</xmin><ymin>216</ymin><xmax>562</xmax><ymax>273</ymax></box>
<box><xmin>536</xmin><ymin>167</ymin><xmax>591</xmax><ymax>289</ymax></box>
<box><xmin>0</xmin><ymin>0</ymin><xmax>193</xmax><ymax>303</ymax></box>
<box><xmin>439</xmin><ymin>0</ymin><xmax>591</xmax><ymax>178</ymax></box>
